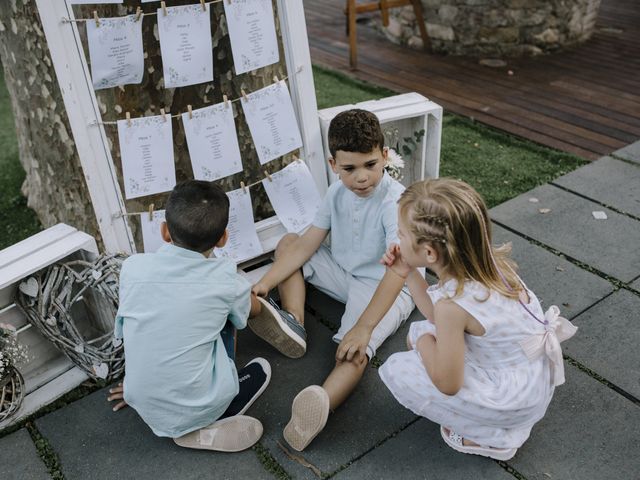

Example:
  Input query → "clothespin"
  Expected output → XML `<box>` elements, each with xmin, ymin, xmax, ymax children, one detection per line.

<box><xmin>161</xmin><ymin>1</ymin><xmax>168</xmax><ymax>16</ymax></box>
<box><xmin>93</xmin><ymin>11</ymin><xmax>100</xmax><ymax>27</ymax></box>
<box><xmin>200</xmin><ymin>0</ymin><xmax>206</xmax><ymax>12</ymax></box>
<box><xmin>273</xmin><ymin>75</ymin><xmax>280</xmax><ymax>83</ymax></box>
<box><xmin>135</xmin><ymin>6</ymin><xmax>143</xmax><ymax>22</ymax></box>
<box><xmin>187</xmin><ymin>105</ymin><xmax>193</xmax><ymax>120</ymax></box>
<box><xmin>264</xmin><ymin>170</ymin><xmax>273</xmax><ymax>182</ymax></box>
<box><xmin>126</xmin><ymin>111</ymin><xmax>132</xmax><ymax>127</ymax></box>
<box><xmin>160</xmin><ymin>108</ymin><xmax>167</xmax><ymax>121</ymax></box>
<box><xmin>240</xmin><ymin>181</ymin><xmax>247</xmax><ymax>193</ymax></box>
<box><xmin>223</xmin><ymin>94</ymin><xmax>229</xmax><ymax>108</ymax></box>
<box><xmin>241</xmin><ymin>89</ymin><xmax>248</xmax><ymax>101</ymax></box>
<box><xmin>293</xmin><ymin>155</ymin><xmax>301</xmax><ymax>163</ymax></box>
<box><xmin>148</xmin><ymin>203</ymin><xmax>154</xmax><ymax>221</ymax></box>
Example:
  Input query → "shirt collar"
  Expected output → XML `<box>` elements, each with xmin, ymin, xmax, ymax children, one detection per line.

<box><xmin>158</xmin><ymin>242</ymin><xmax>206</xmax><ymax>259</ymax></box>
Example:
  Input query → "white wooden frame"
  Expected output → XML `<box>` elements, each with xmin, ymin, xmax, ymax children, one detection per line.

<box><xmin>318</xmin><ymin>93</ymin><xmax>442</xmax><ymax>186</ymax></box>
<box><xmin>35</xmin><ymin>0</ymin><xmax>327</xmax><ymax>256</ymax></box>
<box><xmin>0</xmin><ymin>224</ymin><xmax>97</xmax><ymax>430</ymax></box>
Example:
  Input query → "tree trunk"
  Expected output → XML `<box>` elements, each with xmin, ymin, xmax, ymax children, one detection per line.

<box><xmin>0</xmin><ymin>0</ymin><xmax>290</xmax><ymax>251</ymax></box>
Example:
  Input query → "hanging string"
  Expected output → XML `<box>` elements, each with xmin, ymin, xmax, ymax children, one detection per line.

<box><xmin>61</xmin><ymin>0</ymin><xmax>226</xmax><ymax>23</ymax></box>
<box><xmin>89</xmin><ymin>74</ymin><xmax>291</xmax><ymax>126</ymax></box>
<box><xmin>112</xmin><ymin>157</ymin><xmax>303</xmax><ymax>219</ymax></box>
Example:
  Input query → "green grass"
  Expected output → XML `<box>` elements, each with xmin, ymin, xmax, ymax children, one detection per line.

<box><xmin>0</xmin><ymin>65</ymin><xmax>585</xmax><ymax>250</ymax></box>
<box><xmin>0</xmin><ymin>71</ymin><xmax>41</xmax><ymax>250</ymax></box>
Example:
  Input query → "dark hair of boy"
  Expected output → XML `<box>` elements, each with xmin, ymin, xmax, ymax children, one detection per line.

<box><xmin>165</xmin><ymin>180</ymin><xmax>230</xmax><ymax>253</ymax></box>
<box><xmin>327</xmin><ymin>109</ymin><xmax>384</xmax><ymax>158</ymax></box>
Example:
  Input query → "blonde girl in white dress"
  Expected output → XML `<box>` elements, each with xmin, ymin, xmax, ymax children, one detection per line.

<box><xmin>378</xmin><ymin>178</ymin><xmax>576</xmax><ymax>461</ymax></box>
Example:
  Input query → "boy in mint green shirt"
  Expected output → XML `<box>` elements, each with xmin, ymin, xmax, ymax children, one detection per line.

<box><xmin>108</xmin><ymin>181</ymin><xmax>272</xmax><ymax>452</ymax></box>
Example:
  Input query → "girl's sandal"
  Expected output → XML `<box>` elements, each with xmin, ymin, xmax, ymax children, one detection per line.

<box><xmin>440</xmin><ymin>426</ymin><xmax>517</xmax><ymax>461</ymax></box>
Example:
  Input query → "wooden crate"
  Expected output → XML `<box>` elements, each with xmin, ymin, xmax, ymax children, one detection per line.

<box><xmin>0</xmin><ymin>224</ymin><xmax>98</xmax><ymax>430</ymax></box>
<box><xmin>318</xmin><ymin>93</ymin><xmax>442</xmax><ymax>186</ymax></box>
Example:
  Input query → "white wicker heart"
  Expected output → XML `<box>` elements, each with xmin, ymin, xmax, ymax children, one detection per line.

<box><xmin>16</xmin><ymin>254</ymin><xmax>126</xmax><ymax>383</ymax></box>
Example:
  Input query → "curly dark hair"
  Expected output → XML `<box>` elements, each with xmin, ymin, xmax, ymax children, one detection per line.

<box><xmin>327</xmin><ymin>109</ymin><xmax>384</xmax><ymax>158</ymax></box>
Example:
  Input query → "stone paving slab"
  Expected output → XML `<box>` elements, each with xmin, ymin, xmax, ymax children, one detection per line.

<box><xmin>0</xmin><ymin>428</ymin><xmax>50</xmax><ymax>480</ymax></box>
<box><xmin>562</xmin><ymin>289</ymin><xmax>640</xmax><ymax>399</ymax></box>
<box><xmin>553</xmin><ymin>156</ymin><xmax>640</xmax><ymax>217</ymax></box>
<box><xmin>631</xmin><ymin>278</ymin><xmax>640</xmax><ymax>292</ymax></box>
<box><xmin>236</xmin><ymin>312</ymin><xmax>416</xmax><ymax>479</ymax></box>
<box><xmin>509</xmin><ymin>365</ymin><xmax>640</xmax><ymax>479</ymax></box>
<box><xmin>491</xmin><ymin>224</ymin><xmax>614</xmax><ymax>319</ymax></box>
<box><xmin>36</xmin><ymin>388</ymin><xmax>272</xmax><ymax>480</ymax></box>
<box><xmin>612</xmin><ymin>140</ymin><xmax>640</xmax><ymax>165</ymax></box>
<box><xmin>490</xmin><ymin>184</ymin><xmax>640</xmax><ymax>282</ymax></box>
<box><xmin>333</xmin><ymin>419</ymin><xmax>514</xmax><ymax>480</ymax></box>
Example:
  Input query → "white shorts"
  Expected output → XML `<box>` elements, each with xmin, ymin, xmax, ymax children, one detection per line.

<box><xmin>302</xmin><ymin>245</ymin><xmax>414</xmax><ymax>358</ymax></box>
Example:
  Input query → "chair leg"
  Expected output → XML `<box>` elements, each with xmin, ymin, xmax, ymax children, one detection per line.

<box><xmin>380</xmin><ymin>0</ymin><xmax>390</xmax><ymax>27</ymax></box>
<box><xmin>410</xmin><ymin>0</ymin><xmax>431</xmax><ymax>50</ymax></box>
<box><xmin>348</xmin><ymin>0</ymin><xmax>358</xmax><ymax>69</ymax></box>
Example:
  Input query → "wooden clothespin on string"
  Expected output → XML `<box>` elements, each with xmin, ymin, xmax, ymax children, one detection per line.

<box><xmin>135</xmin><ymin>7</ymin><xmax>143</xmax><ymax>22</ymax></box>
<box><xmin>148</xmin><ymin>203</ymin><xmax>155</xmax><ymax>221</ymax></box>
<box><xmin>200</xmin><ymin>0</ymin><xmax>207</xmax><ymax>12</ymax></box>
<box><xmin>241</xmin><ymin>89</ymin><xmax>248</xmax><ymax>102</ymax></box>
<box><xmin>223</xmin><ymin>94</ymin><xmax>230</xmax><ymax>108</ymax></box>
<box><xmin>240</xmin><ymin>181</ymin><xmax>247</xmax><ymax>193</ymax></box>
<box><xmin>264</xmin><ymin>170</ymin><xmax>273</xmax><ymax>182</ymax></box>
<box><xmin>126</xmin><ymin>112</ymin><xmax>132</xmax><ymax>127</ymax></box>
<box><xmin>161</xmin><ymin>1</ymin><xmax>168</xmax><ymax>16</ymax></box>
<box><xmin>187</xmin><ymin>105</ymin><xmax>193</xmax><ymax>120</ymax></box>
<box><xmin>93</xmin><ymin>11</ymin><xmax>100</xmax><ymax>27</ymax></box>
<box><xmin>160</xmin><ymin>108</ymin><xmax>167</xmax><ymax>122</ymax></box>
<box><xmin>273</xmin><ymin>75</ymin><xmax>280</xmax><ymax>83</ymax></box>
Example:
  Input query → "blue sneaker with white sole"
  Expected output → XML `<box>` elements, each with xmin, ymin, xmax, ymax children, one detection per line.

<box><xmin>249</xmin><ymin>297</ymin><xmax>307</xmax><ymax>358</ymax></box>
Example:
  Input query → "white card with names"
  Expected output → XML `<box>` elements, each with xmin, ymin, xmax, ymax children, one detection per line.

<box><xmin>263</xmin><ymin>161</ymin><xmax>321</xmax><ymax>233</ymax></box>
<box><xmin>242</xmin><ymin>81</ymin><xmax>303</xmax><ymax>165</ymax></box>
<box><xmin>223</xmin><ymin>0</ymin><xmax>279</xmax><ymax>74</ymax></box>
<box><xmin>87</xmin><ymin>15</ymin><xmax>144</xmax><ymax>90</ymax></box>
<box><xmin>157</xmin><ymin>4</ymin><xmax>213</xmax><ymax>88</ymax></box>
<box><xmin>141</xmin><ymin>210</ymin><xmax>167</xmax><ymax>253</ymax></box>
<box><xmin>214</xmin><ymin>189</ymin><xmax>263</xmax><ymax>263</ymax></box>
<box><xmin>117</xmin><ymin>115</ymin><xmax>176</xmax><ymax>199</ymax></box>
<box><xmin>182</xmin><ymin>103</ymin><xmax>243</xmax><ymax>181</ymax></box>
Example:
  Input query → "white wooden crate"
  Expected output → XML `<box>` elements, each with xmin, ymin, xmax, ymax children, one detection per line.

<box><xmin>318</xmin><ymin>93</ymin><xmax>442</xmax><ymax>185</ymax></box>
<box><xmin>0</xmin><ymin>224</ymin><xmax>98</xmax><ymax>430</ymax></box>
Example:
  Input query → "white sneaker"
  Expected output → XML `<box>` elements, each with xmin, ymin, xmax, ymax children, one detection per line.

<box><xmin>174</xmin><ymin>415</ymin><xmax>263</xmax><ymax>452</ymax></box>
<box><xmin>283</xmin><ymin>385</ymin><xmax>330</xmax><ymax>451</ymax></box>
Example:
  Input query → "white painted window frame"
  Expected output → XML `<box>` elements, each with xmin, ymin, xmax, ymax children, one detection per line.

<box><xmin>35</xmin><ymin>0</ymin><xmax>327</xmax><ymax>256</ymax></box>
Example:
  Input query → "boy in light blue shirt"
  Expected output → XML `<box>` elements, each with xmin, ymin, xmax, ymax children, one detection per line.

<box><xmin>107</xmin><ymin>181</ymin><xmax>273</xmax><ymax>452</ymax></box>
<box><xmin>253</xmin><ymin>109</ymin><xmax>415</xmax><ymax>451</ymax></box>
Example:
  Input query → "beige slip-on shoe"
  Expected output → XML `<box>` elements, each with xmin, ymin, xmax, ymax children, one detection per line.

<box><xmin>283</xmin><ymin>385</ymin><xmax>330</xmax><ymax>451</ymax></box>
<box><xmin>173</xmin><ymin>415</ymin><xmax>263</xmax><ymax>452</ymax></box>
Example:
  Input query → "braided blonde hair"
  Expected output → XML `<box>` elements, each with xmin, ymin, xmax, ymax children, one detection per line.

<box><xmin>398</xmin><ymin>178</ymin><xmax>522</xmax><ymax>300</ymax></box>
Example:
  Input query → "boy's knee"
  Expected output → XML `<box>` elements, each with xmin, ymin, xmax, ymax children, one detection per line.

<box><xmin>275</xmin><ymin>233</ymin><xmax>299</xmax><ymax>259</ymax></box>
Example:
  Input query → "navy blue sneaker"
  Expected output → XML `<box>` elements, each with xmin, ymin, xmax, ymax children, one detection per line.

<box><xmin>220</xmin><ymin>357</ymin><xmax>271</xmax><ymax>419</ymax></box>
<box><xmin>249</xmin><ymin>297</ymin><xmax>307</xmax><ymax>358</ymax></box>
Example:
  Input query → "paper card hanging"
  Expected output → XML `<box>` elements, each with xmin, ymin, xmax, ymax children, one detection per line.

<box><xmin>262</xmin><ymin>160</ymin><xmax>321</xmax><ymax>233</ymax></box>
<box><xmin>117</xmin><ymin>114</ymin><xmax>176</xmax><ymax>199</ymax></box>
<box><xmin>181</xmin><ymin>102</ymin><xmax>243</xmax><ymax>181</ymax></box>
<box><xmin>241</xmin><ymin>81</ymin><xmax>303</xmax><ymax>165</ymax></box>
<box><xmin>86</xmin><ymin>14</ymin><xmax>144</xmax><ymax>90</ymax></box>
<box><xmin>140</xmin><ymin>209</ymin><xmax>167</xmax><ymax>253</ymax></box>
<box><xmin>223</xmin><ymin>0</ymin><xmax>279</xmax><ymax>75</ymax></box>
<box><xmin>157</xmin><ymin>4</ymin><xmax>213</xmax><ymax>88</ymax></box>
<box><xmin>214</xmin><ymin>188</ymin><xmax>263</xmax><ymax>263</ymax></box>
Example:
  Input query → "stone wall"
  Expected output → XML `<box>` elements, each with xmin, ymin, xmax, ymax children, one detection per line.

<box><xmin>384</xmin><ymin>0</ymin><xmax>601</xmax><ymax>57</ymax></box>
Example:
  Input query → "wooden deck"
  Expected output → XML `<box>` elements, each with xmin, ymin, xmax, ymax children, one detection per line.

<box><xmin>303</xmin><ymin>0</ymin><xmax>640</xmax><ymax>160</ymax></box>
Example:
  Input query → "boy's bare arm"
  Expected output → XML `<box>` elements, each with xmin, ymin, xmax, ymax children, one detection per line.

<box><xmin>336</xmin><ymin>269</ymin><xmax>406</xmax><ymax>361</ymax></box>
<box><xmin>253</xmin><ymin>226</ymin><xmax>328</xmax><ymax>295</ymax></box>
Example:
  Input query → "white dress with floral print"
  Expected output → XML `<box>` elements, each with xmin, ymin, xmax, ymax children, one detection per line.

<box><xmin>379</xmin><ymin>279</ymin><xmax>556</xmax><ymax>449</ymax></box>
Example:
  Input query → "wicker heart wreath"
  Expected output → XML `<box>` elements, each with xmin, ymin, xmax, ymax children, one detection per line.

<box><xmin>16</xmin><ymin>254</ymin><xmax>126</xmax><ymax>383</ymax></box>
<box><xmin>0</xmin><ymin>367</ymin><xmax>25</xmax><ymax>422</ymax></box>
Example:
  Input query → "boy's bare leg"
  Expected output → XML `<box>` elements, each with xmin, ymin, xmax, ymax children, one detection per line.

<box><xmin>322</xmin><ymin>356</ymin><xmax>368</xmax><ymax>411</ymax></box>
<box><xmin>275</xmin><ymin>234</ymin><xmax>306</xmax><ymax>326</ymax></box>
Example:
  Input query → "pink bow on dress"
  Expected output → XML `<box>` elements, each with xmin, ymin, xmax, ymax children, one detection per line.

<box><xmin>519</xmin><ymin>305</ymin><xmax>578</xmax><ymax>387</ymax></box>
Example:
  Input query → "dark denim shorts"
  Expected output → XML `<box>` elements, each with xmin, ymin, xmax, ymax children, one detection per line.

<box><xmin>220</xmin><ymin>321</ymin><xmax>236</xmax><ymax>360</ymax></box>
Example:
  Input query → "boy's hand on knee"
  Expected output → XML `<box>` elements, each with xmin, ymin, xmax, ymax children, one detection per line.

<box><xmin>107</xmin><ymin>382</ymin><xmax>128</xmax><ymax>412</ymax></box>
<box><xmin>336</xmin><ymin>325</ymin><xmax>372</xmax><ymax>363</ymax></box>
<box><xmin>252</xmin><ymin>282</ymin><xmax>270</xmax><ymax>298</ymax></box>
